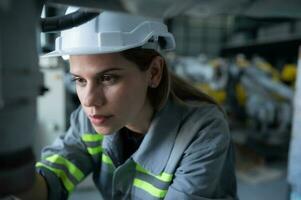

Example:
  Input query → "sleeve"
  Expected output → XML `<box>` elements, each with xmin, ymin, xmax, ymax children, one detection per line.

<box><xmin>165</xmin><ymin>108</ymin><xmax>237</xmax><ymax>200</ymax></box>
<box><xmin>36</xmin><ymin>107</ymin><xmax>99</xmax><ymax>200</ymax></box>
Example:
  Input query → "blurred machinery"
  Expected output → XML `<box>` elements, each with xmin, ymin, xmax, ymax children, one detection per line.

<box><xmin>35</xmin><ymin>57</ymin><xmax>67</xmax><ymax>157</ymax></box>
<box><xmin>171</xmin><ymin>55</ymin><xmax>228</xmax><ymax>104</ymax></box>
<box><xmin>234</xmin><ymin>56</ymin><xmax>294</xmax><ymax>146</ymax></box>
<box><xmin>171</xmin><ymin>54</ymin><xmax>295</xmax><ymax>148</ymax></box>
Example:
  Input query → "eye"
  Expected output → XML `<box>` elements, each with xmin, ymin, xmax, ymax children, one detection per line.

<box><xmin>100</xmin><ymin>74</ymin><xmax>119</xmax><ymax>85</ymax></box>
<box><xmin>71</xmin><ymin>77</ymin><xmax>86</xmax><ymax>87</ymax></box>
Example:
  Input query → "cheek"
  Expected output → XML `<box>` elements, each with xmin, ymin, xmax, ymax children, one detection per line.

<box><xmin>107</xmin><ymin>79</ymin><xmax>148</xmax><ymax>111</ymax></box>
<box><xmin>75</xmin><ymin>87</ymin><xmax>84</xmax><ymax>103</ymax></box>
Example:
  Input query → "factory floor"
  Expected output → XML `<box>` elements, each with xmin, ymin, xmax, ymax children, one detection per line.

<box><xmin>237</xmin><ymin>170</ymin><xmax>288</xmax><ymax>200</ymax></box>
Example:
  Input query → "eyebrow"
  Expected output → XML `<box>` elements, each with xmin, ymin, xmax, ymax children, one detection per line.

<box><xmin>70</xmin><ymin>67</ymin><xmax>124</xmax><ymax>77</ymax></box>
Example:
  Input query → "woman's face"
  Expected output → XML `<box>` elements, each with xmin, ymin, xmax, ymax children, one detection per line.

<box><xmin>69</xmin><ymin>53</ymin><xmax>154</xmax><ymax>135</ymax></box>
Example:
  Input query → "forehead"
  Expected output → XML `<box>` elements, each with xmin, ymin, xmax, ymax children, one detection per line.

<box><xmin>69</xmin><ymin>53</ymin><xmax>136</xmax><ymax>73</ymax></box>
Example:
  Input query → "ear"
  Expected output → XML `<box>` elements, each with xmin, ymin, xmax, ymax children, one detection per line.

<box><xmin>147</xmin><ymin>56</ymin><xmax>164</xmax><ymax>88</ymax></box>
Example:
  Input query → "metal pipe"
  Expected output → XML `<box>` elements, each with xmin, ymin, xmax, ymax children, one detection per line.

<box><xmin>46</xmin><ymin>0</ymin><xmax>126</xmax><ymax>12</ymax></box>
<box><xmin>288</xmin><ymin>46</ymin><xmax>301</xmax><ymax>199</ymax></box>
<box><xmin>40</xmin><ymin>9</ymin><xmax>100</xmax><ymax>32</ymax></box>
<box><xmin>0</xmin><ymin>0</ymin><xmax>43</xmax><ymax>195</ymax></box>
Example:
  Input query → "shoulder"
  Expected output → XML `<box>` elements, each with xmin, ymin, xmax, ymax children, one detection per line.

<box><xmin>178</xmin><ymin>101</ymin><xmax>230</xmax><ymax>151</ymax></box>
<box><xmin>184</xmin><ymin>101</ymin><xmax>226</xmax><ymax>123</ymax></box>
<box><xmin>179</xmin><ymin>100</ymin><xmax>227</xmax><ymax>128</ymax></box>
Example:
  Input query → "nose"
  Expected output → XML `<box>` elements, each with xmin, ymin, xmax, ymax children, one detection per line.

<box><xmin>83</xmin><ymin>85</ymin><xmax>105</xmax><ymax>107</ymax></box>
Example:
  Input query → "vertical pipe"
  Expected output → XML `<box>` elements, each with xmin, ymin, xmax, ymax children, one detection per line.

<box><xmin>0</xmin><ymin>33</ymin><xmax>3</xmax><ymax>109</ymax></box>
<box><xmin>288</xmin><ymin>46</ymin><xmax>301</xmax><ymax>198</ymax></box>
<box><xmin>0</xmin><ymin>0</ymin><xmax>42</xmax><ymax>195</ymax></box>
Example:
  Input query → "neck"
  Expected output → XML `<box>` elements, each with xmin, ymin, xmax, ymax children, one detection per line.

<box><xmin>125</xmin><ymin>100</ymin><xmax>154</xmax><ymax>134</ymax></box>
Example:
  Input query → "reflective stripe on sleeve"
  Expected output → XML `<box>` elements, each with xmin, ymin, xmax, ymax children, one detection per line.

<box><xmin>136</xmin><ymin>164</ymin><xmax>173</xmax><ymax>182</ymax></box>
<box><xmin>45</xmin><ymin>154</ymin><xmax>85</xmax><ymax>181</ymax></box>
<box><xmin>36</xmin><ymin>162</ymin><xmax>75</xmax><ymax>192</ymax></box>
<box><xmin>133</xmin><ymin>178</ymin><xmax>167</xmax><ymax>198</ymax></box>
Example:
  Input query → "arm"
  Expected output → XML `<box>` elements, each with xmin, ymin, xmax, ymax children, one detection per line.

<box><xmin>34</xmin><ymin>107</ymin><xmax>99</xmax><ymax>200</ymax></box>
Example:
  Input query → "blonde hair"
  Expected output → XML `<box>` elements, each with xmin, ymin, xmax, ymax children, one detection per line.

<box><xmin>121</xmin><ymin>48</ymin><xmax>219</xmax><ymax>111</ymax></box>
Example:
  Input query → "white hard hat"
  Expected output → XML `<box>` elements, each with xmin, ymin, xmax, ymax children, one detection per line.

<box><xmin>44</xmin><ymin>7</ymin><xmax>176</xmax><ymax>57</ymax></box>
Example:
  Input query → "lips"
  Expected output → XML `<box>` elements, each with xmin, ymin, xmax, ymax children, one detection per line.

<box><xmin>88</xmin><ymin>114</ymin><xmax>112</xmax><ymax>126</ymax></box>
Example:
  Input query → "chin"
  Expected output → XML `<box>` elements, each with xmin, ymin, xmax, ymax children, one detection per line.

<box><xmin>93</xmin><ymin>126</ymin><xmax>119</xmax><ymax>136</ymax></box>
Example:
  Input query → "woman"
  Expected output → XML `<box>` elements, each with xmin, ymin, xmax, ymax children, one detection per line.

<box><xmin>20</xmin><ymin>8</ymin><xmax>237</xmax><ymax>200</ymax></box>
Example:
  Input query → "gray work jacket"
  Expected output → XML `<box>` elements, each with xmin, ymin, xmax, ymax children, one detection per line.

<box><xmin>36</xmin><ymin>99</ymin><xmax>237</xmax><ymax>200</ymax></box>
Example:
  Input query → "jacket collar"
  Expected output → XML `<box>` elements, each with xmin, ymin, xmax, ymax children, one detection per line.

<box><xmin>103</xmin><ymin>99</ymin><xmax>187</xmax><ymax>175</ymax></box>
<box><xmin>132</xmin><ymin>99</ymin><xmax>187</xmax><ymax>174</ymax></box>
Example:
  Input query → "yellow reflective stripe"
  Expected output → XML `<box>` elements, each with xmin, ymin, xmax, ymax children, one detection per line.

<box><xmin>36</xmin><ymin>162</ymin><xmax>74</xmax><ymax>192</ymax></box>
<box><xmin>136</xmin><ymin>165</ymin><xmax>173</xmax><ymax>182</ymax></box>
<box><xmin>102</xmin><ymin>154</ymin><xmax>114</xmax><ymax>165</ymax></box>
<box><xmin>133</xmin><ymin>178</ymin><xmax>167</xmax><ymax>198</ymax></box>
<box><xmin>81</xmin><ymin>133</ymin><xmax>103</xmax><ymax>142</ymax></box>
<box><xmin>45</xmin><ymin>154</ymin><xmax>84</xmax><ymax>181</ymax></box>
<box><xmin>87</xmin><ymin>146</ymin><xmax>102</xmax><ymax>155</ymax></box>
